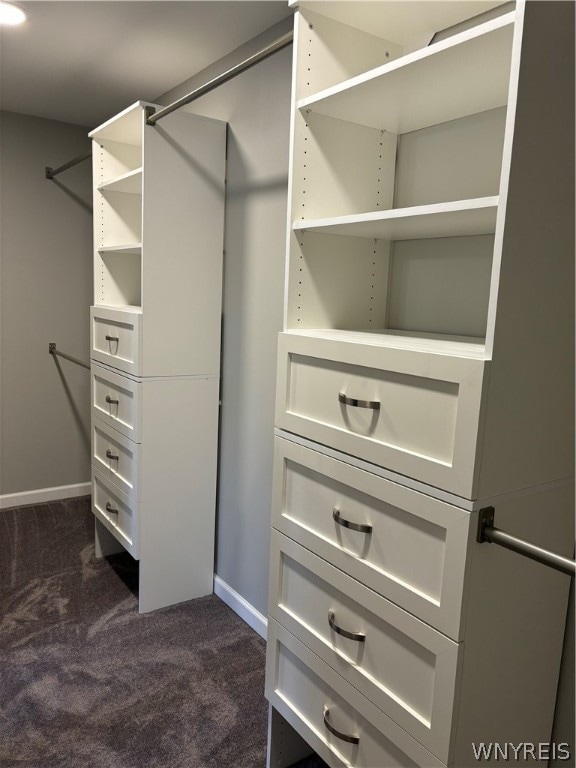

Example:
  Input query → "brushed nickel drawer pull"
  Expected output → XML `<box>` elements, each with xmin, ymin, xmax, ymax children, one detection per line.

<box><xmin>106</xmin><ymin>449</ymin><xmax>119</xmax><ymax>461</ymax></box>
<box><xmin>333</xmin><ymin>508</ymin><xmax>372</xmax><ymax>535</ymax></box>
<box><xmin>105</xmin><ymin>502</ymin><xmax>118</xmax><ymax>514</ymax></box>
<box><xmin>328</xmin><ymin>610</ymin><xmax>366</xmax><ymax>643</ymax></box>
<box><xmin>105</xmin><ymin>395</ymin><xmax>119</xmax><ymax>405</ymax></box>
<box><xmin>338</xmin><ymin>392</ymin><xmax>380</xmax><ymax>410</ymax></box>
<box><xmin>323</xmin><ymin>707</ymin><xmax>359</xmax><ymax>745</ymax></box>
<box><xmin>105</xmin><ymin>335</ymin><xmax>119</xmax><ymax>342</ymax></box>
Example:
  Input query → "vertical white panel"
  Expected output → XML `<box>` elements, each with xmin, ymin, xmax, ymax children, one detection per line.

<box><xmin>287</xmin><ymin>230</ymin><xmax>390</xmax><ymax>330</ymax></box>
<box><xmin>292</xmin><ymin>110</ymin><xmax>397</xmax><ymax>219</ymax></box>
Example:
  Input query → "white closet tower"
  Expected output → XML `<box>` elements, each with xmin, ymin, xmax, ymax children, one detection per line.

<box><xmin>266</xmin><ymin>2</ymin><xmax>574</xmax><ymax>766</ymax></box>
<box><xmin>88</xmin><ymin>101</ymin><xmax>226</xmax><ymax>613</ymax></box>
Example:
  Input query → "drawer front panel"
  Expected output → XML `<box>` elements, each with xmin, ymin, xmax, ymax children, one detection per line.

<box><xmin>270</xmin><ymin>532</ymin><xmax>459</xmax><ymax>762</ymax></box>
<box><xmin>92</xmin><ymin>417</ymin><xmax>140</xmax><ymax>500</ymax></box>
<box><xmin>91</xmin><ymin>364</ymin><xmax>141</xmax><ymax>442</ymax></box>
<box><xmin>266</xmin><ymin>619</ymin><xmax>445</xmax><ymax>768</ymax></box>
<box><xmin>276</xmin><ymin>333</ymin><xmax>486</xmax><ymax>497</ymax></box>
<box><xmin>273</xmin><ymin>436</ymin><xmax>472</xmax><ymax>640</ymax></box>
<box><xmin>92</xmin><ymin>468</ymin><xmax>138</xmax><ymax>557</ymax></box>
<box><xmin>90</xmin><ymin>306</ymin><xmax>141</xmax><ymax>375</ymax></box>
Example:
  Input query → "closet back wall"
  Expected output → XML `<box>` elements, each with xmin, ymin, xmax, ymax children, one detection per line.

<box><xmin>0</xmin><ymin>112</ymin><xmax>92</xmax><ymax>503</ymax></box>
<box><xmin>157</xmin><ymin>18</ymin><xmax>292</xmax><ymax>626</ymax></box>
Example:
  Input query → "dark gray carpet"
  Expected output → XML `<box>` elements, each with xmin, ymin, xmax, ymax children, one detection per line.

<box><xmin>0</xmin><ymin>497</ymin><xmax>270</xmax><ymax>768</ymax></box>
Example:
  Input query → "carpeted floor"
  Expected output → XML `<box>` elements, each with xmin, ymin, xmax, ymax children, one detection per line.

<box><xmin>0</xmin><ymin>496</ymin><xmax>327</xmax><ymax>768</ymax></box>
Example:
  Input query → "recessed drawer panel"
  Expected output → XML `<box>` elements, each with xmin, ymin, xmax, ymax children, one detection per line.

<box><xmin>91</xmin><ymin>363</ymin><xmax>141</xmax><ymax>442</ymax></box>
<box><xmin>92</xmin><ymin>467</ymin><xmax>138</xmax><ymax>558</ymax></box>
<box><xmin>92</xmin><ymin>417</ymin><xmax>140</xmax><ymax>500</ymax></box>
<box><xmin>90</xmin><ymin>306</ymin><xmax>142</xmax><ymax>375</ymax></box>
<box><xmin>266</xmin><ymin>619</ymin><xmax>445</xmax><ymax>768</ymax></box>
<box><xmin>273</xmin><ymin>436</ymin><xmax>472</xmax><ymax>640</ymax></box>
<box><xmin>269</xmin><ymin>531</ymin><xmax>459</xmax><ymax>763</ymax></box>
<box><xmin>276</xmin><ymin>332</ymin><xmax>486</xmax><ymax>497</ymax></box>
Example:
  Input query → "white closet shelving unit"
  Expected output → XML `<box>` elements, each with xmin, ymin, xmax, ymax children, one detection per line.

<box><xmin>88</xmin><ymin>101</ymin><xmax>226</xmax><ymax>613</ymax></box>
<box><xmin>266</xmin><ymin>2</ymin><xmax>574</xmax><ymax>766</ymax></box>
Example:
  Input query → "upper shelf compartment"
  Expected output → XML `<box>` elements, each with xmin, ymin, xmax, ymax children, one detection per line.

<box><xmin>298</xmin><ymin>13</ymin><xmax>515</xmax><ymax>134</ymax></box>
<box><xmin>290</xmin><ymin>1</ymin><xmax>509</xmax><ymax>45</ymax></box>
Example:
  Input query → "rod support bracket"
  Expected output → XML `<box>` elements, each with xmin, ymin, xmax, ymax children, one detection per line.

<box><xmin>49</xmin><ymin>342</ymin><xmax>56</xmax><ymax>354</ymax></box>
<box><xmin>45</xmin><ymin>167</ymin><xmax>54</xmax><ymax>180</ymax></box>
<box><xmin>477</xmin><ymin>506</ymin><xmax>495</xmax><ymax>543</ymax></box>
<box><xmin>145</xmin><ymin>106</ymin><xmax>157</xmax><ymax>126</ymax></box>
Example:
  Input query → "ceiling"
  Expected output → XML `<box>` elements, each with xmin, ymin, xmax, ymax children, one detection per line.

<box><xmin>0</xmin><ymin>1</ymin><xmax>293</xmax><ymax>129</ymax></box>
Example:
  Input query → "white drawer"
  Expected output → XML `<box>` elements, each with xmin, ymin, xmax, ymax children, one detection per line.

<box><xmin>92</xmin><ymin>467</ymin><xmax>139</xmax><ymax>558</ymax></box>
<box><xmin>92</xmin><ymin>417</ymin><xmax>140</xmax><ymax>500</ymax></box>
<box><xmin>266</xmin><ymin>619</ymin><xmax>445</xmax><ymax>768</ymax></box>
<box><xmin>272</xmin><ymin>436</ymin><xmax>472</xmax><ymax>640</ymax></box>
<box><xmin>91</xmin><ymin>363</ymin><xmax>141</xmax><ymax>442</ymax></box>
<box><xmin>276</xmin><ymin>332</ymin><xmax>486</xmax><ymax>497</ymax></box>
<box><xmin>90</xmin><ymin>306</ymin><xmax>142</xmax><ymax>375</ymax></box>
<box><xmin>269</xmin><ymin>532</ymin><xmax>459</xmax><ymax>763</ymax></box>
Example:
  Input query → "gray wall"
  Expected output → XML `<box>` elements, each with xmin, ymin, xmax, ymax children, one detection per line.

<box><xmin>0</xmin><ymin>111</ymin><xmax>92</xmax><ymax>497</ymax></box>
<box><xmin>157</xmin><ymin>18</ymin><xmax>292</xmax><ymax>619</ymax></box>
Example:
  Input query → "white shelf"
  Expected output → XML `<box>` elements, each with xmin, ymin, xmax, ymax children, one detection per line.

<box><xmin>97</xmin><ymin>168</ymin><xmax>142</xmax><ymax>194</ymax></box>
<box><xmin>285</xmin><ymin>328</ymin><xmax>487</xmax><ymax>359</ymax></box>
<box><xmin>95</xmin><ymin>303</ymin><xmax>143</xmax><ymax>314</ymax></box>
<box><xmin>97</xmin><ymin>243</ymin><xmax>142</xmax><ymax>255</ymax></box>
<box><xmin>298</xmin><ymin>13</ymin><xmax>515</xmax><ymax>133</ymax></box>
<box><xmin>89</xmin><ymin>101</ymin><xmax>147</xmax><ymax>145</ymax></box>
<box><xmin>294</xmin><ymin>197</ymin><xmax>499</xmax><ymax>240</ymax></box>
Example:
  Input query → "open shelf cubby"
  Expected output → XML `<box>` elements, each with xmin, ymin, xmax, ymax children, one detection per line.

<box><xmin>292</xmin><ymin>1</ymin><xmax>514</xmax><ymax>100</ymax></box>
<box><xmin>92</xmin><ymin>103</ymin><xmax>146</xmax><ymax>311</ymax></box>
<box><xmin>286</xmin><ymin>228</ymin><xmax>492</xmax><ymax>352</ymax></box>
<box><xmin>94</xmin><ymin>249</ymin><xmax>141</xmax><ymax>308</ymax></box>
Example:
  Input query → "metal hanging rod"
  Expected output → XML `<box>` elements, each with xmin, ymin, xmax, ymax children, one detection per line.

<box><xmin>45</xmin><ymin>152</ymin><xmax>91</xmax><ymax>180</ymax></box>
<box><xmin>49</xmin><ymin>342</ymin><xmax>90</xmax><ymax>371</ymax></box>
<box><xmin>146</xmin><ymin>29</ymin><xmax>294</xmax><ymax>126</ymax></box>
<box><xmin>478</xmin><ymin>507</ymin><xmax>575</xmax><ymax>577</ymax></box>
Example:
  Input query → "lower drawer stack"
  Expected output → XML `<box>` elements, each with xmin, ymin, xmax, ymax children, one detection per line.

<box><xmin>90</xmin><ymin>360</ymin><xmax>220</xmax><ymax>613</ymax></box>
<box><xmin>265</xmin><ymin>434</ymin><xmax>573</xmax><ymax>768</ymax></box>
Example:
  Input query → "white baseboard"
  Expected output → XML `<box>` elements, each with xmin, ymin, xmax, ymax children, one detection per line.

<box><xmin>214</xmin><ymin>575</ymin><xmax>268</xmax><ymax>640</ymax></box>
<box><xmin>0</xmin><ymin>482</ymin><xmax>91</xmax><ymax>510</ymax></box>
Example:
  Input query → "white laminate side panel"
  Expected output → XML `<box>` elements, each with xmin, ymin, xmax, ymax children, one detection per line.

<box><xmin>272</xmin><ymin>436</ymin><xmax>473</xmax><ymax>639</ymax></box>
<box><xmin>91</xmin><ymin>417</ymin><xmax>141</xmax><ymax>500</ymax></box>
<box><xmin>453</xmin><ymin>482</ymin><xmax>574</xmax><ymax>766</ymax></box>
<box><xmin>266</xmin><ymin>619</ymin><xmax>446</xmax><ymax>768</ymax></box>
<box><xmin>269</xmin><ymin>532</ymin><xmax>460</xmax><ymax>763</ymax></box>
<box><xmin>286</xmin><ymin>231</ymin><xmax>391</xmax><ymax>332</ymax></box>
<box><xmin>276</xmin><ymin>332</ymin><xmax>487</xmax><ymax>498</ymax></box>
<box><xmin>292</xmin><ymin>108</ymin><xmax>398</xmax><ymax>219</ymax></box>
<box><xmin>141</xmin><ymin>111</ymin><xmax>225</xmax><ymax>377</ymax></box>
<box><xmin>91</xmin><ymin>363</ymin><xmax>142</xmax><ymax>442</ymax></box>
<box><xmin>478</xmin><ymin>0</ymin><xmax>575</xmax><ymax>495</ymax></box>
<box><xmin>90</xmin><ymin>306</ymin><xmax>142</xmax><ymax>375</ymax></box>
<box><xmin>137</xmin><ymin>375</ymin><xmax>220</xmax><ymax>612</ymax></box>
<box><xmin>92</xmin><ymin>467</ymin><xmax>139</xmax><ymax>558</ymax></box>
